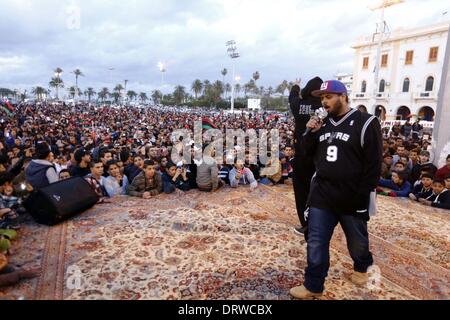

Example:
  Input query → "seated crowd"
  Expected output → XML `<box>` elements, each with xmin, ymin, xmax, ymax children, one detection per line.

<box><xmin>377</xmin><ymin>134</ymin><xmax>450</xmax><ymax>210</ymax></box>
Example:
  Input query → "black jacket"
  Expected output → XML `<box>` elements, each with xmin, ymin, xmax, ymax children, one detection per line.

<box><xmin>289</xmin><ymin>77</ymin><xmax>323</xmax><ymax>154</ymax></box>
<box><xmin>289</xmin><ymin>77</ymin><xmax>323</xmax><ymax>176</ymax></box>
<box><xmin>431</xmin><ymin>190</ymin><xmax>450</xmax><ymax>210</ymax></box>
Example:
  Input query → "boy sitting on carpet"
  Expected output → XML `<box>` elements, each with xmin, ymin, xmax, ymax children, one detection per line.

<box><xmin>419</xmin><ymin>179</ymin><xmax>450</xmax><ymax>210</ymax></box>
<box><xmin>229</xmin><ymin>159</ymin><xmax>258</xmax><ymax>190</ymax></box>
<box><xmin>378</xmin><ymin>170</ymin><xmax>411</xmax><ymax>198</ymax></box>
<box><xmin>409</xmin><ymin>173</ymin><xmax>434</xmax><ymax>201</ymax></box>
<box><xmin>162</xmin><ymin>162</ymin><xmax>190</xmax><ymax>194</ymax></box>
<box><xmin>127</xmin><ymin>160</ymin><xmax>162</xmax><ymax>199</ymax></box>
<box><xmin>0</xmin><ymin>174</ymin><xmax>20</xmax><ymax>230</ymax></box>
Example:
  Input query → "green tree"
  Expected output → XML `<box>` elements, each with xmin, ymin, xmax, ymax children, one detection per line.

<box><xmin>151</xmin><ymin>90</ymin><xmax>163</xmax><ymax>104</ymax></box>
<box><xmin>68</xmin><ymin>86</ymin><xmax>78</xmax><ymax>99</ymax></box>
<box><xmin>126</xmin><ymin>90</ymin><xmax>137</xmax><ymax>102</ymax></box>
<box><xmin>32</xmin><ymin>86</ymin><xmax>47</xmax><ymax>101</ymax></box>
<box><xmin>139</xmin><ymin>92</ymin><xmax>148</xmax><ymax>103</ymax></box>
<box><xmin>191</xmin><ymin>79</ymin><xmax>203</xmax><ymax>99</ymax></box>
<box><xmin>98</xmin><ymin>88</ymin><xmax>110</xmax><ymax>102</ymax></box>
<box><xmin>84</xmin><ymin>88</ymin><xmax>96</xmax><ymax>103</ymax></box>
<box><xmin>72</xmin><ymin>69</ymin><xmax>84</xmax><ymax>100</ymax></box>
<box><xmin>49</xmin><ymin>77</ymin><xmax>64</xmax><ymax>100</ymax></box>
<box><xmin>173</xmin><ymin>86</ymin><xmax>186</xmax><ymax>104</ymax></box>
<box><xmin>111</xmin><ymin>92</ymin><xmax>121</xmax><ymax>103</ymax></box>
<box><xmin>221</xmin><ymin>68</ymin><xmax>228</xmax><ymax>84</ymax></box>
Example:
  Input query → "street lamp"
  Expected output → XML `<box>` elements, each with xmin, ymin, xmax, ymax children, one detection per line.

<box><xmin>369</xmin><ymin>0</ymin><xmax>404</xmax><ymax>119</ymax></box>
<box><xmin>226</xmin><ymin>40</ymin><xmax>240</xmax><ymax>113</ymax></box>
<box><xmin>158</xmin><ymin>62</ymin><xmax>166</xmax><ymax>86</ymax></box>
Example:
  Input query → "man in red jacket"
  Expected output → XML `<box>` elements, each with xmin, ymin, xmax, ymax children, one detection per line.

<box><xmin>435</xmin><ymin>155</ymin><xmax>450</xmax><ymax>180</ymax></box>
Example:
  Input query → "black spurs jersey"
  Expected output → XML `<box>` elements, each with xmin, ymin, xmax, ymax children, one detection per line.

<box><xmin>305</xmin><ymin>108</ymin><xmax>383</xmax><ymax>214</ymax></box>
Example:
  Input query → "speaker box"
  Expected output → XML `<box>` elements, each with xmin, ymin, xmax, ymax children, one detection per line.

<box><xmin>24</xmin><ymin>177</ymin><xmax>99</xmax><ymax>226</ymax></box>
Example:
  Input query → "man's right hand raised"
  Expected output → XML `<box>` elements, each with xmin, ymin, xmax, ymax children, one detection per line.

<box><xmin>306</xmin><ymin>117</ymin><xmax>323</xmax><ymax>133</ymax></box>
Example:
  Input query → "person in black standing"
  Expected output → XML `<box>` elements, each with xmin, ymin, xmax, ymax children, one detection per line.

<box><xmin>289</xmin><ymin>77</ymin><xmax>323</xmax><ymax>237</ymax></box>
<box><xmin>290</xmin><ymin>80</ymin><xmax>383</xmax><ymax>299</ymax></box>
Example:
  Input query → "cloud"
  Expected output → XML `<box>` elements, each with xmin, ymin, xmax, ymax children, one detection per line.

<box><xmin>0</xmin><ymin>0</ymin><xmax>448</xmax><ymax>94</ymax></box>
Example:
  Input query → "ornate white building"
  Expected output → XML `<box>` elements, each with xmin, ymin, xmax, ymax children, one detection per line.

<box><xmin>351</xmin><ymin>21</ymin><xmax>449</xmax><ymax>121</ymax></box>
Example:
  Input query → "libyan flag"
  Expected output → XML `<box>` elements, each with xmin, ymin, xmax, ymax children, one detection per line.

<box><xmin>202</xmin><ymin>117</ymin><xmax>218</xmax><ymax>130</ymax></box>
<box><xmin>1</xmin><ymin>100</ymin><xmax>14</xmax><ymax>116</ymax></box>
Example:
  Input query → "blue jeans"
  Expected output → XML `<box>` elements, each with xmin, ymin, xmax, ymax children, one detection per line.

<box><xmin>304</xmin><ymin>207</ymin><xmax>374</xmax><ymax>293</ymax></box>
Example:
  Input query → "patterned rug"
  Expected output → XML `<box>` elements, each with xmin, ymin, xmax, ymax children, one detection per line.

<box><xmin>1</xmin><ymin>185</ymin><xmax>449</xmax><ymax>300</ymax></box>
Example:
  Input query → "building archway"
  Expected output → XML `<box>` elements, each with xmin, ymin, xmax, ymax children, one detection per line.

<box><xmin>357</xmin><ymin>105</ymin><xmax>367</xmax><ymax>113</ymax></box>
<box><xmin>418</xmin><ymin>106</ymin><xmax>435</xmax><ymax>121</ymax></box>
<box><xmin>396</xmin><ymin>106</ymin><xmax>411</xmax><ymax>120</ymax></box>
<box><xmin>375</xmin><ymin>105</ymin><xmax>386</xmax><ymax>121</ymax></box>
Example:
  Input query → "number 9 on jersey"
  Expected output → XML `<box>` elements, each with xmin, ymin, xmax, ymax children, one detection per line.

<box><xmin>327</xmin><ymin>146</ymin><xmax>338</xmax><ymax>162</ymax></box>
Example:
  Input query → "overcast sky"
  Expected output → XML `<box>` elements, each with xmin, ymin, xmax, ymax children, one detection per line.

<box><xmin>0</xmin><ymin>0</ymin><xmax>448</xmax><ymax>94</ymax></box>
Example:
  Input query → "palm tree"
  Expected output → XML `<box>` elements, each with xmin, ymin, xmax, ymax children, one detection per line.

<box><xmin>235</xmin><ymin>83</ymin><xmax>241</xmax><ymax>97</ymax></box>
<box><xmin>72</xmin><ymin>69</ymin><xmax>84</xmax><ymax>101</ymax></box>
<box><xmin>253</xmin><ymin>71</ymin><xmax>260</xmax><ymax>86</ymax></box>
<box><xmin>173</xmin><ymin>86</ymin><xmax>186</xmax><ymax>105</ymax></box>
<box><xmin>191</xmin><ymin>79</ymin><xmax>203</xmax><ymax>99</ymax></box>
<box><xmin>213</xmin><ymin>81</ymin><xmax>224</xmax><ymax>101</ymax></box>
<box><xmin>225</xmin><ymin>83</ymin><xmax>231</xmax><ymax>99</ymax></box>
<box><xmin>84</xmin><ymin>88</ymin><xmax>96</xmax><ymax>103</ymax></box>
<box><xmin>32</xmin><ymin>86</ymin><xmax>47</xmax><ymax>101</ymax></box>
<box><xmin>49</xmin><ymin>77</ymin><xmax>64</xmax><ymax>100</ymax></box>
<box><xmin>111</xmin><ymin>92</ymin><xmax>121</xmax><ymax>103</ymax></box>
<box><xmin>139</xmin><ymin>92</ymin><xmax>148</xmax><ymax>103</ymax></box>
<box><xmin>68</xmin><ymin>86</ymin><xmax>77</xmax><ymax>99</ymax></box>
<box><xmin>203</xmin><ymin>80</ymin><xmax>211</xmax><ymax>96</ymax></box>
<box><xmin>259</xmin><ymin>86</ymin><xmax>265</xmax><ymax>96</ymax></box>
<box><xmin>276</xmin><ymin>80</ymin><xmax>289</xmax><ymax>96</ymax></box>
<box><xmin>267</xmin><ymin>86</ymin><xmax>274</xmax><ymax>97</ymax></box>
<box><xmin>221</xmin><ymin>68</ymin><xmax>228</xmax><ymax>84</ymax></box>
<box><xmin>53</xmin><ymin>67</ymin><xmax>64</xmax><ymax>100</ymax></box>
<box><xmin>126</xmin><ymin>90</ymin><xmax>137</xmax><ymax>102</ymax></box>
<box><xmin>151</xmin><ymin>90</ymin><xmax>163</xmax><ymax>104</ymax></box>
<box><xmin>98</xmin><ymin>88</ymin><xmax>110</xmax><ymax>102</ymax></box>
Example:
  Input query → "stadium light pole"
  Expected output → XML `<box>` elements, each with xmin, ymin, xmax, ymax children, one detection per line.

<box><xmin>226</xmin><ymin>40</ymin><xmax>240</xmax><ymax>113</ymax></box>
<box><xmin>369</xmin><ymin>0</ymin><xmax>404</xmax><ymax>119</ymax></box>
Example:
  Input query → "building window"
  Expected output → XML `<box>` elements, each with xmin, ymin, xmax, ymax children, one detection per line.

<box><xmin>402</xmin><ymin>78</ymin><xmax>410</xmax><ymax>93</ymax></box>
<box><xmin>425</xmin><ymin>76</ymin><xmax>434</xmax><ymax>92</ymax></box>
<box><xmin>379</xmin><ymin>79</ymin><xmax>386</xmax><ymax>93</ymax></box>
<box><xmin>361</xmin><ymin>81</ymin><xmax>367</xmax><ymax>93</ymax></box>
<box><xmin>429</xmin><ymin>47</ymin><xmax>438</xmax><ymax>62</ymax></box>
<box><xmin>405</xmin><ymin>50</ymin><xmax>414</xmax><ymax>65</ymax></box>
<box><xmin>381</xmin><ymin>54</ymin><xmax>388</xmax><ymax>67</ymax></box>
<box><xmin>363</xmin><ymin>57</ymin><xmax>369</xmax><ymax>69</ymax></box>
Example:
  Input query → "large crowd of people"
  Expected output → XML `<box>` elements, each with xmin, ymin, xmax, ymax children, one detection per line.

<box><xmin>0</xmin><ymin>99</ymin><xmax>449</xmax><ymax>289</ymax></box>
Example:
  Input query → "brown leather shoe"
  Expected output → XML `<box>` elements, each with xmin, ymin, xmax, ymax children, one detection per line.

<box><xmin>290</xmin><ymin>285</ymin><xmax>323</xmax><ymax>300</ymax></box>
<box><xmin>350</xmin><ymin>271</ymin><xmax>369</xmax><ymax>286</ymax></box>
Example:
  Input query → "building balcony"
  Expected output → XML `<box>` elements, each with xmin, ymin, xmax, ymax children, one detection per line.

<box><xmin>376</xmin><ymin>93</ymin><xmax>390</xmax><ymax>100</ymax></box>
<box><xmin>413</xmin><ymin>92</ymin><xmax>437</xmax><ymax>100</ymax></box>
<box><xmin>352</xmin><ymin>92</ymin><xmax>369</xmax><ymax>99</ymax></box>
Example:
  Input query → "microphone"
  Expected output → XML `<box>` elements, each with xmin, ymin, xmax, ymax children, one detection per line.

<box><xmin>304</xmin><ymin>108</ymin><xmax>328</xmax><ymax>135</ymax></box>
